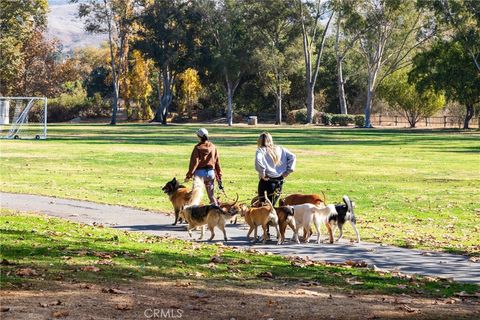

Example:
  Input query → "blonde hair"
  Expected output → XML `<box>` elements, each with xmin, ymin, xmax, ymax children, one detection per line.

<box><xmin>257</xmin><ymin>132</ymin><xmax>280</xmax><ymax>166</ymax></box>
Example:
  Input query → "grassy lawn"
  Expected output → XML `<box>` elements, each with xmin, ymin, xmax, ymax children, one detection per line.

<box><xmin>0</xmin><ymin>124</ymin><xmax>479</xmax><ymax>255</ymax></box>
<box><xmin>1</xmin><ymin>211</ymin><xmax>478</xmax><ymax>297</ymax></box>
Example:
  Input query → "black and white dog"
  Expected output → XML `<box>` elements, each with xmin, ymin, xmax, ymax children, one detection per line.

<box><xmin>328</xmin><ymin>195</ymin><xmax>360</xmax><ymax>243</ymax></box>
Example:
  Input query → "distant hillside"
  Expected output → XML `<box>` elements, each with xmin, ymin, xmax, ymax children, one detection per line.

<box><xmin>47</xmin><ymin>0</ymin><xmax>107</xmax><ymax>53</ymax></box>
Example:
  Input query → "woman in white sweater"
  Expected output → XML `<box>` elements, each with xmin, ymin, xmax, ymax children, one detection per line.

<box><xmin>255</xmin><ymin>132</ymin><xmax>296</xmax><ymax>206</ymax></box>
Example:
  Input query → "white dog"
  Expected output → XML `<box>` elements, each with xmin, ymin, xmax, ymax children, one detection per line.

<box><xmin>291</xmin><ymin>203</ymin><xmax>337</xmax><ymax>244</ymax></box>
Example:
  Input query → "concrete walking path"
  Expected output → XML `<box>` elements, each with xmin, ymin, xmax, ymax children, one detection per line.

<box><xmin>1</xmin><ymin>192</ymin><xmax>478</xmax><ymax>284</ymax></box>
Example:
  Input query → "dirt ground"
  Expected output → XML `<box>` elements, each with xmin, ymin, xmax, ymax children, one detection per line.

<box><xmin>1</xmin><ymin>279</ymin><xmax>479</xmax><ymax>320</ymax></box>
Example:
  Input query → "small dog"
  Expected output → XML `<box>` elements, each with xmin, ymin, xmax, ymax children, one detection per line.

<box><xmin>242</xmin><ymin>194</ymin><xmax>280</xmax><ymax>244</ymax></box>
<box><xmin>291</xmin><ymin>203</ymin><xmax>336</xmax><ymax>244</ymax></box>
<box><xmin>329</xmin><ymin>195</ymin><xmax>360</xmax><ymax>243</ymax></box>
<box><xmin>181</xmin><ymin>204</ymin><xmax>239</xmax><ymax>241</ymax></box>
<box><xmin>275</xmin><ymin>206</ymin><xmax>296</xmax><ymax>244</ymax></box>
<box><xmin>280</xmin><ymin>192</ymin><xmax>326</xmax><ymax>206</ymax></box>
<box><xmin>162</xmin><ymin>177</ymin><xmax>203</xmax><ymax>225</ymax></box>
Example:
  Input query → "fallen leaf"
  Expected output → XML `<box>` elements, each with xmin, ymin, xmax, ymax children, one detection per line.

<box><xmin>345</xmin><ymin>260</ymin><xmax>368</xmax><ymax>268</ymax></box>
<box><xmin>210</xmin><ymin>255</ymin><xmax>224</xmax><ymax>264</ymax></box>
<box><xmin>394</xmin><ymin>298</ymin><xmax>412</xmax><ymax>304</ymax></box>
<box><xmin>1</xmin><ymin>259</ymin><xmax>14</xmax><ymax>265</ymax></box>
<box><xmin>102</xmin><ymin>288</ymin><xmax>128</xmax><ymax>294</ymax></box>
<box><xmin>346</xmin><ymin>278</ymin><xmax>364</xmax><ymax>285</ymax></box>
<box><xmin>52</xmin><ymin>310</ymin><xmax>70</xmax><ymax>318</ymax></box>
<box><xmin>116</xmin><ymin>303</ymin><xmax>133</xmax><ymax>310</ymax></box>
<box><xmin>93</xmin><ymin>252</ymin><xmax>113</xmax><ymax>259</ymax></box>
<box><xmin>39</xmin><ymin>300</ymin><xmax>62</xmax><ymax>308</ymax></box>
<box><xmin>468</xmin><ymin>257</ymin><xmax>480</xmax><ymax>263</ymax></box>
<box><xmin>399</xmin><ymin>305</ymin><xmax>419</xmax><ymax>313</ymax></box>
<box><xmin>15</xmin><ymin>268</ymin><xmax>38</xmax><ymax>277</ymax></box>
<box><xmin>80</xmin><ymin>266</ymin><xmax>100</xmax><ymax>272</ymax></box>
<box><xmin>257</xmin><ymin>271</ymin><xmax>274</xmax><ymax>279</ymax></box>
<box><xmin>96</xmin><ymin>259</ymin><xmax>114</xmax><ymax>265</ymax></box>
<box><xmin>175</xmin><ymin>280</ymin><xmax>191</xmax><ymax>287</ymax></box>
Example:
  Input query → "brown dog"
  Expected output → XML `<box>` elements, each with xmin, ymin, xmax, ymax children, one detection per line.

<box><xmin>162</xmin><ymin>177</ymin><xmax>203</xmax><ymax>225</ymax></box>
<box><xmin>242</xmin><ymin>194</ymin><xmax>280</xmax><ymax>244</ymax></box>
<box><xmin>275</xmin><ymin>206</ymin><xmax>296</xmax><ymax>244</ymax></box>
<box><xmin>279</xmin><ymin>192</ymin><xmax>326</xmax><ymax>206</ymax></box>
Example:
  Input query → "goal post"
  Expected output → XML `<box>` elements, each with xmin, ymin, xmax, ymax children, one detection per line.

<box><xmin>0</xmin><ymin>97</ymin><xmax>47</xmax><ymax>140</ymax></box>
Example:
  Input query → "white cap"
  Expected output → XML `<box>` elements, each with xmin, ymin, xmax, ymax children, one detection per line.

<box><xmin>196</xmin><ymin>128</ymin><xmax>208</xmax><ymax>138</ymax></box>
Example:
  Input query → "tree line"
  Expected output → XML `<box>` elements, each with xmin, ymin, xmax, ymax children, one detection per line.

<box><xmin>1</xmin><ymin>0</ymin><xmax>478</xmax><ymax>128</ymax></box>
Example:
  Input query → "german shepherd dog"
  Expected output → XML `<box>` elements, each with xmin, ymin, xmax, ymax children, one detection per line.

<box><xmin>329</xmin><ymin>195</ymin><xmax>360</xmax><ymax>243</ymax></box>
<box><xmin>182</xmin><ymin>202</ymin><xmax>240</xmax><ymax>241</ymax></box>
<box><xmin>162</xmin><ymin>177</ymin><xmax>203</xmax><ymax>225</ymax></box>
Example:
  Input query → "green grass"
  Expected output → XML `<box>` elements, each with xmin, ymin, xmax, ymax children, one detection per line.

<box><xmin>1</xmin><ymin>211</ymin><xmax>478</xmax><ymax>297</ymax></box>
<box><xmin>0</xmin><ymin>124</ymin><xmax>479</xmax><ymax>254</ymax></box>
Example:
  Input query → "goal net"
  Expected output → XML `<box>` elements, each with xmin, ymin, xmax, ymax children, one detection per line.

<box><xmin>0</xmin><ymin>97</ymin><xmax>47</xmax><ymax>140</ymax></box>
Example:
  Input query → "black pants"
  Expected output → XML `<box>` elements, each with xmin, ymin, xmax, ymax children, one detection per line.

<box><xmin>258</xmin><ymin>176</ymin><xmax>284</xmax><ymax>207</ymax></box>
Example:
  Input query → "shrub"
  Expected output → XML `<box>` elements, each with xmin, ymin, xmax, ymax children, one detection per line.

<box><xmin>197</xmin><ymin>108</ymin><xmax>217</xmax><ymax>121</ymax></box>
<box><xmin>171</xmin><ymin>114</ymin><xmax>190</xmax><ymax>123</ymax></box>
<box><xmin>354</xmin><ymin>115</ymin><xmax>366</xmax><ymax>127</ymax></box>
<box><xmin>321</xmin><ymin>113</ymin><xmax>333</xmax><ymax>125</ymax></box>
<box><xmin>331</xmin><ymin>114</ymin><xmax>353</xmax><ymax>126</ymax></box>
<box><xmin>286</xmin><ymin>108</ymin><xmax>322</xmax><ymax>124</ymax></box>
<box><xmin>294</xmin><ymin>109</ymin><xmax>308</xmax><ymax>124</ymax></box>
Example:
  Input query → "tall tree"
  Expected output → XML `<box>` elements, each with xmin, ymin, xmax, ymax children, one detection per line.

<box><xmin>298</xmin><ymin>0</ymin><xmax>335</xmax><ymax>123</ymax></box>
<box><xmin>198</xmin><ymin>0</ymin><xmax>255</xmax><ymax>126</ymax></box>
<box><xmin>73</xmin><ymin>0</ymin><xmax>135</xmax><ymax>125</ymax></box>
<box><xmin>136</xmin><ymin>0</ymin><xmax>200</xmax><ymax>124</ymax></box>
<box><xmin>410</xmin><ymin>41</ymin><xmax>480</xmax><ymax>129</ymax></box>
<box><xmin>346</xmin><ymin>0</ymin><xmax>434</xmax><ymax>127</ymax></box>
<box><xmin>247</xmin><ymin>0</ymin><xmax>301</xmax><ymax>124</ymax></box>
<box><xmin>420</xmin><ymin>0</ymin><xmax>480</xmax><ymax>72</ymax></box>
<box><xmin>0</xmin><ymin>0</ymin><xmax>48</xmax><ymax>95</ymax></box>
<box><xmin>332</xmin><ymin>0</ymin><xmax>362</xmax><ymax>114</ymax></box>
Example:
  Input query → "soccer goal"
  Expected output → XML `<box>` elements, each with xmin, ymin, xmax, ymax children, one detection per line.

<box><xmin>0</xmin><ymin>97</ymin><xmax>47</xmax><ymax>140</ymax></box>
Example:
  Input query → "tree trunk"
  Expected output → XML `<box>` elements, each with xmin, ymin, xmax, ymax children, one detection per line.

<box><xmin>464</xmin><ymin>104</ymin><xmax>474</xmax><ymax>129</ymax></box>
<box><xmin>337</xmin><ymin>59</ymin><xmax>347</xmax><ymax>114</ymax></box>
<box><xmin>110</xmin><ymin>82</ymin><xmax>119</xmax><ymax>125</ymax></box>
<box><xmin>226</xmin><ymin>84</ymin><xmax>233</xmax><ymax>127</ymax></box>
<box><xmin>153</xmin><ymin>70</ymin><xmax>172</xmax><ymax>125</ymax></box>
<box><xmin>335</xmin><ymin>12</ymin><xmax>347</xmax><ymax>115</ymax></box>
<box><xmin>106</xmin><ymin>5</ymin><xmax>118</xmax><ymax>126</ymax></box>
<box><xmin>306</xmin><ymin>85</ymin><xmax>314</xmax><ymax>124</ymax></box>
<box><xmin>276</xmin><ymin>86</ymin><xmax>282</xmax><ymax>125</ymax></box>
<box><xmin>364</xmin><ymin>78</ymin><xmax>374</xmax><ymax>128</ymax></box>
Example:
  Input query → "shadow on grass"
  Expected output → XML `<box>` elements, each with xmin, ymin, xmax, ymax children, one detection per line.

<box><xmin>2</xmin><ymin>222</ymin><xmax>479</xmax><ymax>297</ymax></box>
<box><xmin>43</xmin><ymin>124</ymin><xmax>480</xmax><ymax>151</ymax></box>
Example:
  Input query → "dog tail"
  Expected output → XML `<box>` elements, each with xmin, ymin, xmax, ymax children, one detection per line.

<box><xmin>343</xmin><ymin>195</ymin><xmax>356</xmax><ymax>223</ymax></box>
<box><xmin>264</xmin><ymin>191</ymin><xmax>273</xmax><ymax>210</ymax></box>
<box><xmin>189</xmin><ymin>176</ymin><xmax>204</xmax><ymax>206</ymax></box>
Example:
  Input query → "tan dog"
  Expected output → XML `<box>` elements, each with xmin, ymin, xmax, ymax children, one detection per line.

<box><xmin>280</xmin><ymin>192</ymin><xmax>328</xmax><ymax>240</ymax></box>
<box><xmin>275</xmin><ymin>206</ymin><xmax>296</xmax><ymax>244</ymax></box>
<box><xmin>242</xmin><ymin>194</ymin><xmax>280</xmax><ymax>244</ymax></box>
<box><xmin>162</xmin><ymin>177</ymin><xmax>203</xmax><ymax>225</ymax></box>
<box><xmin>181</xmin><ymin>204</ymin><xmax>239</xmax><ymax>241</ymax></box>
<box><xmin>291</xmin><ymin>203</ymin><xmax>336</xmax><ymax>244</ymax></box>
